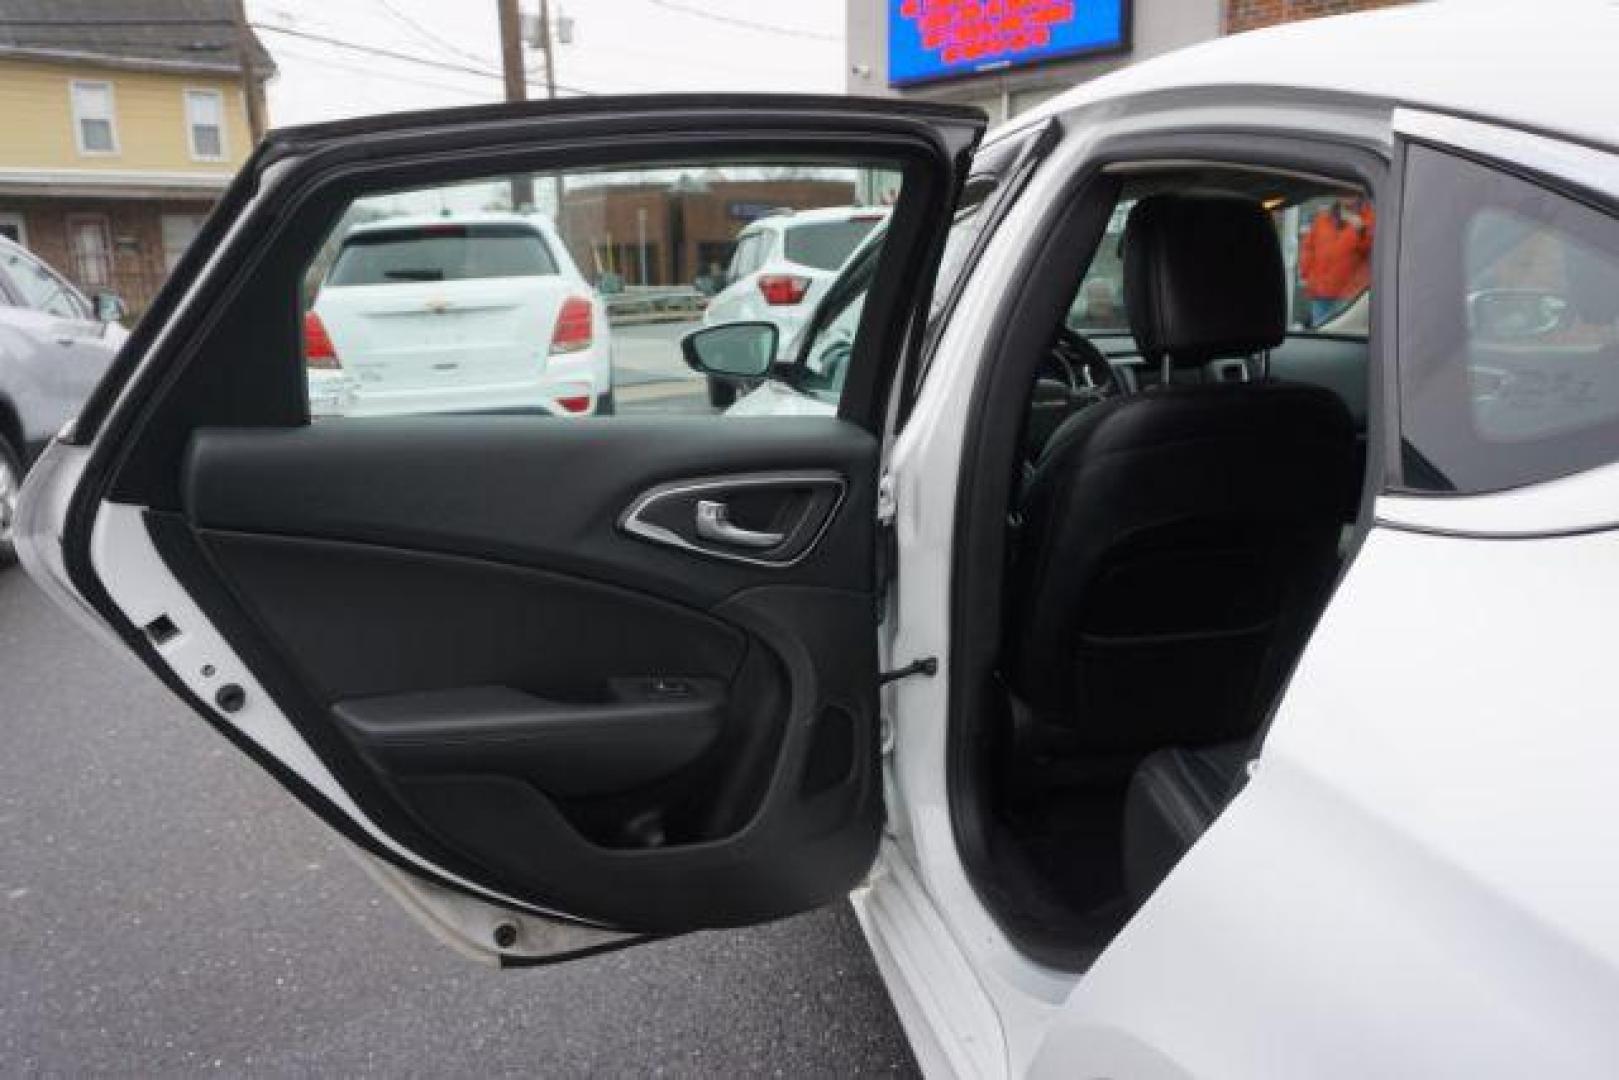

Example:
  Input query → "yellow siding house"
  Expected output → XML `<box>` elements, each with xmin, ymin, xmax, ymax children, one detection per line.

<box><xmin>0</xmin><ymin>0</ymin><xmax>274</xmax><ymax>313</ymax></box>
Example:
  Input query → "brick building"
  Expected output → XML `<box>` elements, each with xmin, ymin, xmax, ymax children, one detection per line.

<box><xmin>1226</xmin><ymin>0</ymin><xmax>1411</xmax><ymax>34</ymax></box>
<box><xmin>0</xmin><ymin>0</ymin><xmax>273</xmax><ymax>316</ymax></box>
<box><xmin>556</xmin><ymin>176</ymin><xmax>859</xmax><ymax>288</ymax></box>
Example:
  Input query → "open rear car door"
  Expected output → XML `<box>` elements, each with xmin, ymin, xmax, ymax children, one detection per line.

<box><xmin>18</xmin><ymin>96</ymin><xmax>983</xmax><ymax>964</ymax></box>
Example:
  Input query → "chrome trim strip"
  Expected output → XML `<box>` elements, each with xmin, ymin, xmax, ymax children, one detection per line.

<box><xmin>618</xmin><ymin>470</ymin><xmax>847</xmax><ymax>569</ymax></box>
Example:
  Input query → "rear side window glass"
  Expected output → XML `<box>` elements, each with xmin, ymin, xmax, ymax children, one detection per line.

<box><xmin>784</xmin><ymin>218</ymin><xmax>881</xmax><ymax>271</ymax></box>
<box><xmin>327</xmin><ymin>223</ymin><xmax>559</xmax><ymax>286</ymax></box>
<box><xmin>1398</xmin><ymin>144</ymin><xmax>1619</xmax><ymax>493</ymax></box>
<box><xmin>300</xmin><ymin>160</ymin><xmax>909</xmax><ymax>422</ymax></box>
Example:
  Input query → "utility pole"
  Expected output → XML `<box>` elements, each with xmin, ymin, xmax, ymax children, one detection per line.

<box><xmin>231</xmin><ymin>0</ymin><xmax>267</xmax><ymax>144</ymax></box>
<box><xmin>496</xmin><ymin>0</ymin><xmax>535</xmax><ymax>210</ymax></box>
<box><xmin>537</xmin><ymin>0</ymin><xmax>558</xmax><ymax>102</ymax></box>
<box><xmin>535</xmin><ymin>0</ymin><xmax>564</xmax><ymax>220</ymax></box>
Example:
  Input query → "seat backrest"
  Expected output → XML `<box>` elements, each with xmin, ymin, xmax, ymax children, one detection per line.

<box><xmin>1004</xmin><ymin>194</ymin><xmax>1356</xmax><ymax>752</ymax></box>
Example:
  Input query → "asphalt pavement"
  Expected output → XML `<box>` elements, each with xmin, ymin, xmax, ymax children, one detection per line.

<box><xmin>0</xmin><ymin>569</ymin><xmax>918</xmax><ymax>1076</ymax></box>
<box><xmin>611</xmin><ymin>318</ymin><xmax>717</xmax><ymax>415</ymax></box>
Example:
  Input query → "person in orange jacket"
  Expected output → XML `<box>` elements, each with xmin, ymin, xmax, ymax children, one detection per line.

<box><xmin>1299</xmin><ymin>197</ymin><xmax>1375</xmax><ymax>327</ymax></box>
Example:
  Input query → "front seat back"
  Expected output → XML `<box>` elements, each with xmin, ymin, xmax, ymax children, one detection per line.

<box><xmin>1005</xmin><ymin>193</ymin><xmax>1357</xmax><ymax>753</ymax></box>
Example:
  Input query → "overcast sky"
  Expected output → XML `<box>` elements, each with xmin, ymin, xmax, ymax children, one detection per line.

<box><xmin>251</xmin><ymin>0</ymin><xmax>847</xmax><ymax>128</ymax></box>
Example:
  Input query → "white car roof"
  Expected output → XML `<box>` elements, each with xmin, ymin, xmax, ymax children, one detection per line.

<box><xmin>1016</xmin><ymin>0</ymin><xmax>1619</xmax><ymax>153</ymax></box>
<box><xmin>346</xmin><ymin>212</ymin><xmax>558</xmax><ymax>236</ymax></box>
<box><xmin>744</xmin><ymin>205</ymin><xmax>891</xmax><ymax>233</ymax></box>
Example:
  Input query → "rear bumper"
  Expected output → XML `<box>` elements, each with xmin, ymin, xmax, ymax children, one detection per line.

<box><xmin>335</xmin><ymin>348</ymin><xmax>609</xmax><ymax>419</ymax></box>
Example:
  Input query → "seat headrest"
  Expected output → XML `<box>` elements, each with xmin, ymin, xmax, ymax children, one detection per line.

<box><xmin>1123</xmin><ymin>193</ymin><xmax>1287</xmax><ymax>367</ymax></box>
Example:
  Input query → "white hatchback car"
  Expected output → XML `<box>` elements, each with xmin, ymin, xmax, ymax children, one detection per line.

<box><xmin>19</xmin><ymin>4</ymin><xmax>1619</xmax><ymax>1077</ymax></box>
<box><xmin>704</xmin><ymin>205</ymin><xmax>888</xmax><ymax>342</ymax></box>
<box><xmin>307</xmin><ymin>213</ymin><xmax>611</xmax><ymax>418</ymax></box>
<box><xmin>700</xmin><ymin>205</ymin><xmax>887</xmax><ymax>405</ymax></box>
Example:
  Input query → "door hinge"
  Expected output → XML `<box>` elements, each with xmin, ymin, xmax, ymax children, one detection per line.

<box><xmin>879</xmin><ymin>656</ymin><xmax>937</xmax><ymax>684</ymax></box>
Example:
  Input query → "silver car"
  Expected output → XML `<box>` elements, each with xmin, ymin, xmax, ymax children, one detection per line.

<box><xmin>0</xmin><ymin>235</ymin><xmax>126</xmax><ymax>564</ymax></box>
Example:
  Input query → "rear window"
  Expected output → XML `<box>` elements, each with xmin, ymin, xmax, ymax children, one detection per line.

<box><xmin>784</xmin><ymin>218</ymin><xmax>881</xmax><ymax>271</ymax></box>
<box><xmin>328</xmin><ymin>223</ymin><xmax>559</xmax><ymax>286</ymax></box>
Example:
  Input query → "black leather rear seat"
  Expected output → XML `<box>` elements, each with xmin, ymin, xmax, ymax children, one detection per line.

<box><xmin>1121</xmin><ymin>740</ymin><xmax>1251</xmax><ymax>906</ymax></box>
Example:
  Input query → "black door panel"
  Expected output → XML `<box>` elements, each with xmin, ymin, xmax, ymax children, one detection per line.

<box><xmin>154</xmin><ymin>418</ymin><xmax>883</xmax><ymax>932</ymax></box>
<box><xmin>193</xmin><ymin>530</ymin><xmax>750</xmax><ymax>704</ymax></box>
<box><xmin>334</xmin><ymin>682</ymin><xmax>731</xmax><ymax>799</ymax></box>
<box><xmin>183</xmin><ymin>417</ymin><xmax>878</xmax><ymax>607</ymax></box>
<box><xmin>47</xmin><ymin>97</ymin><xmax>985</xmax><ymax>952</ymax></box>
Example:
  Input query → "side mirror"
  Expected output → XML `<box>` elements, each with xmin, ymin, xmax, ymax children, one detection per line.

<box><xmin>1467</xmin><ymin>288</ymin><xmax>1570</xmax><ymax>342</ymax></box>
<box><xmin>681</xmin><ymin>321</ymin><xmax>778</xmax><ymax>378</ymax></box>
<box><xmin>93</xmin><ymin>291</ymin><xmax>127</xmax><ymax>324</ymax></box>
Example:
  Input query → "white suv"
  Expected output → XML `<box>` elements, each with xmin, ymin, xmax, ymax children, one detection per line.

<box><xmin>307</xmin><ymin>213</ymin><xmax>611</xmax><ymax>418</ymax></box>
<box><xmin>700</xmin><ymin>206</ymin><xmax>886</xmax><ymax>405</ymax></box>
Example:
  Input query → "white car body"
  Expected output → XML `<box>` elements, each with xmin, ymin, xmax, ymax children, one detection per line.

<box><xmin>703</xmin><ymin>205</ymin><xmax>888</xmax><ymax>353</ymax></box>
<box><xmin>310</xmin><ymin>213</ymin><xmax>611</xmax><ymax>418</ymax></box>
<box><xmin>856</xmin><ymin>5</ymin><xmax>1619</xmax><ymax>1078</ymax></box>
<box><xmin>0</xmin><ymin>235</ymin><xmax>127</xmax><ymax>561</ymax></box>
<box><xmin>724</xmin><ymin>377</ymin><xmax>833</xmax><ymax>417</ymax></box>
<box><xmin>17</xmin><ymin>5</ymin><xmax>1619</xmax><ymax>1078</ymax></box>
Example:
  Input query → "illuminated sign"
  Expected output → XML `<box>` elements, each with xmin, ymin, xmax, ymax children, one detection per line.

<box><xmin>888</xmin><ymin>0</ymin><xmax>1129</xmax><ymax>87</ymax></box>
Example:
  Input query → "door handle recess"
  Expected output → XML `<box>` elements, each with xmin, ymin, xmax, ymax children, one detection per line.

<box><xmin>619</xmin><ymin>470</ymin><xmax>846</xmax><ymax>567</ymax></box>
<box><xmin>695</xmin><ymin>499</ymin><xmax>783</xmax><ymax>549</ymax></box>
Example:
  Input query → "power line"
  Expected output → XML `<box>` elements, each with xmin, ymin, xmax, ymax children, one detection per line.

<box><xmin>564</xmin><ymin>39</ymin><xmax>826</xmax><ymax>80</ymax></box>
<box><xmin>250</xmin><ymin>22</ymin><xmax>599</xmax><ymax>95</ymax></box>
<box><xmin>371</xmin><ymin>0</ymin><xmax>498</xmax><ymax>71</ymax></box>
<box><xmin>272</xmin><ymin>42</ymin><xmax>490</xmax><ymax>100</ymax></box>
<box><xmin>645</xmin><ymin>0</ymin><xmax>840</xmax><ymax>43</ymax></box>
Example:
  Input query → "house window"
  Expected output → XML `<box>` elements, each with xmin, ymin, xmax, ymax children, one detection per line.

<box><xmin>0</xmin><ymin>212</ymin><xmax>25</xmax><ymax>248</ymax></box>
<box><xmin>66</xmin><ymin>214</ymin><xmax>113</xmax><ymax>290</ymax></box>
<box><xmin>161</xmin><ymin>213</ymin><xmax>206</xmax><ymax>273</ymax></box>
<box><xmin>185</xmin><ymin>89</ymin><xmax>226</xmax><ymax>161</ymax></box>
<box><xmin>71</xmin><ymin>81</ymin><xmax>118</xmax><ymax>155</ymax></box>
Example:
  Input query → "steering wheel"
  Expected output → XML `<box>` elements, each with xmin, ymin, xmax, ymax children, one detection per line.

<box><xmin>1047</xmin><ymin>327</ymin><xmax>1122</xmax><ymax>403</ymax></box>
<box><xmin>1025</xmin><ymin>329</ymin><xmax>1122</xmax><ymax>463</ymax></box>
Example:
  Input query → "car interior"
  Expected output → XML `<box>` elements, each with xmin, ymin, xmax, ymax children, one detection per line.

<box><xmin>966</xmin><ymin>165</ymin><xmax>1373</xmax><ymax>968</ymax></box>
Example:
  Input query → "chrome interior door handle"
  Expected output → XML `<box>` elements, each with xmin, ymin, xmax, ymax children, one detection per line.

<box><xmin>695</xmin><ymin>499</ymin><xmax>783</xmax><ymax>549</ymax></box>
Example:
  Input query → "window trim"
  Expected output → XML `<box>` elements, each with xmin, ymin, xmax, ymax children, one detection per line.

<box><xmin>64</xmin><ymin>211</ymin><xmax>113</xmax><ymax>293</ymax></box>
<box><xmin>70</xmin><ymin>79</ymin><xmax>120</xmax><ymax>157</ymax></box>
<box><xmin>184</xmin><ymin>87</ymin><xmax>228</xmax><ymax>162</ymax></box>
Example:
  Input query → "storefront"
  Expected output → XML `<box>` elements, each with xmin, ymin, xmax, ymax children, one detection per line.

<box><xmin>846</xmin><ymin>0</ymin><xmax>1411</xmax><ymax>122</ymax></box>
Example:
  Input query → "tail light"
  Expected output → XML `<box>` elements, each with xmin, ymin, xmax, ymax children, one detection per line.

<box><xmin>304</xmin><ymin>311</ymin><xmax>340</xmax><ymax>369</ymax></box>
<box><xmin>550</xmin><ymin>296</ymin><xmax>594</xmax><ymax>354</ymax></box>
<box><xmin>757</xmin><ymin>274</ymin><xmax>811</xmax><ymax>306</ymax></box>
<box><xmin>555</xmin><ymin>393</ymin><xmax>592</xmax><ymax>414</ymax></box>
